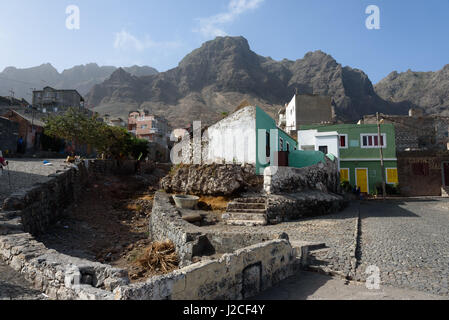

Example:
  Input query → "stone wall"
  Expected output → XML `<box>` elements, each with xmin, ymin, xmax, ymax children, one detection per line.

<box><xmin>266</xmin><ymin>192</ymin><xmax>346</xmax><ymax>223</ymax></box>
<box><xmin>0</xmin><ymin>160</ymin><xmax>131</xmax><ymax>299</ymax></box>
<box><xmin>263</xmin><ymin>157</ymin><xmax>340</xmax><ymax>195</ymax></box>
<box><xmin>160</xmin><ymin>163</ymin><xmax>263</xmax><ymax>196</ymax></box>
<box><xmin>114</xmin><ymin>239</ymin><xmax>300</xmax><ymax>300</ymax></box>
<box><xmin>149</xmin><ymin>192</ymin><xmax>287</xmax><ymax>266</ymax></box>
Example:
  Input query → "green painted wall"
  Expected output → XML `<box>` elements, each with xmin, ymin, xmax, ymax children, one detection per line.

<box><xmin>299</xmin><ymin>123</ymin><xmax>398</xmax><ymax>194</ymax></box>
<box><xmin>300</xmin><ymin>123</ymin><xmax>397</xmax><ymax>159</ymax></box>
<box><xmin>340</xmin><ymin>160</ymin><xmax>398</xmax><ymax>194</ymax></box>
<box><xmin>255</xmin><ymin>106</ymin><xmax>298</xmax><ymax>174</ymax></box>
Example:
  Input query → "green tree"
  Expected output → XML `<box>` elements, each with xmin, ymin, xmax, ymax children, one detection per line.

<box><xmin>44</xmin><ymin>108</ymin><xmax>149</xmax><ymax>160</ymax></box>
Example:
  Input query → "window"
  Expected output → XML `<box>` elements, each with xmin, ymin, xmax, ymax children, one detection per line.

<box><xmin>280</xmin><ymin>138</ymin><xmax>284</xmax><ymax>151</ymax></box>
<box><xmin>339</xmin><ymin>134</ymin><xmax>348</xmax><ymax>149</ymax></box>
<box><xmin>340</xmin><ymin>168</ymin><xmax>350</xmax><ymax>182</ymax></box>
<box><xmin>286</xmin><ymin>142</ymin><xmax>290</xmax><ymax>152</ymax></box>
<box><xmin>386</xmin><ymin>168</ymin><xmax>398</xmax><ymax>184</ymax></box>
<box><xmin>319</xmin><ymin>146</ymin><xmax>328</xmax><ymax>154</ymax></box>
<box><xmin>361</xmin><ymin>134</ymin><xmax>386</xmax><ymax>148</ymax></box>
<box><xmin>141</xmin><ymin>125</ymin><xmax>148</xmax><ymax>129</ymax></box>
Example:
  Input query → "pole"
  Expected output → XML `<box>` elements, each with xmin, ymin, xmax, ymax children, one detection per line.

<box><xmin>377</xmin><ymin>112</ymin><xmax>387</xmax><ymax>199</ymax></box>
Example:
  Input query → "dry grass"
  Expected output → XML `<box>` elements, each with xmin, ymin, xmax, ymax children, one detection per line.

<box><xmin>137</xmin><ymin>240</ymin><xmax>179</xmax><ymax>274</ymax></box>
<box><xmin>198</xmin><ymin>196</ymin><xmax>231</xmax><ymax>212</ymax></box>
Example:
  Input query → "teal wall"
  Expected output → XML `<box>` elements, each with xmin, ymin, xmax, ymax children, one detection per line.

<box><xmin>255</xmin><ymin>106</ymin><xmax>298</xmax><ymax>174</ymax></box>
<box><xmin>289</xmin><ymin>150</ymin><xmax>326</xmax><ymax>168</ymax></box>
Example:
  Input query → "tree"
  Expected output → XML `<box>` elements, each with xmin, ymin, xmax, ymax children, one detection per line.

<box><xmin>44</xmin><ymin>108</ymin><xmax>149</xmax><ymax>160</ymax></box>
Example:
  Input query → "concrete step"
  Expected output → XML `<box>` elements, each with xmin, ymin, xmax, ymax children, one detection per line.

<box><xmin>224</xmin><ymin>219</ymin><xmax>267</xmax><ymax>227</ymax></box>
<box><xmin>227</xmin><ymin>202</ymin><xmax>266</xmax><ymax>210</ymax></box>
<box><xmin>233</xmin><ymin>197</ymin><xmax>266</xmax><ymax>204</ymax></box>
<box><xmin>223</xmin><ymin>212</ymin><xmax>267</xmax><ymax>221</ymax></box>
<box><xmin>226</xmin><ymin>208</ymin><xmax>267</xmax><ymax>214</ymax></box>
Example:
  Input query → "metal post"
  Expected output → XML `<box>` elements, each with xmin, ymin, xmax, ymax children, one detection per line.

<box><xmin>377</xmin><ymin>112</ymin><xmax>387</xmax><ymax>199</ymax></box>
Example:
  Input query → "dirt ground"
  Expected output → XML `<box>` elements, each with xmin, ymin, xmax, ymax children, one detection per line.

<box><xmin>37</xmin><ymin>168</ymin><xmax>171</xmax><ymax>283</ymax></box>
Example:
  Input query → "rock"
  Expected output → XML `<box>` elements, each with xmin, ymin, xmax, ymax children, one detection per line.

<box><xmin>160</xmin><ymin>164</ymin><xmax>262</xmax><ymax>196</ymax></box>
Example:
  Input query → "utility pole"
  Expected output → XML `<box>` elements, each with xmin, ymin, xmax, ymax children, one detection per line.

<box><xmin>377</xmin><ymin>112</ymin><xmax>387</xmax><ymax>199</ymax></box>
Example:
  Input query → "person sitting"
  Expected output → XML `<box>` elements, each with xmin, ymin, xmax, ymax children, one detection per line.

<box><xmin>0</xmin><ymin>151</ymin><xmax>8</xmax><ymax>176</ymax></box>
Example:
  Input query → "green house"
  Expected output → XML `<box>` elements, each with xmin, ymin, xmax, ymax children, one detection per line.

<box><xmin>298</xmin><ymin>123</ymin><xmax>398</xmax><ymax>194</ymax></box>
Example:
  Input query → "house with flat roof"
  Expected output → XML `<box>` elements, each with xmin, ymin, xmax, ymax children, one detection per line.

<box><xmin>32</xmin><ymin>86</ymin><xmax>85</xmax><ymax>113</ymax></box>
<box><xmin>298</xmin><ymin>123</ymin><xmax>398</xmax><ymax>194</ymax></box>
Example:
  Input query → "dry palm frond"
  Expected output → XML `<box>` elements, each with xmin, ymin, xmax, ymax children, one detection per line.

<box><xmin>137</xmin><ymin>240</ymin><xmax>179</xmax><ymax>273</ymax></box>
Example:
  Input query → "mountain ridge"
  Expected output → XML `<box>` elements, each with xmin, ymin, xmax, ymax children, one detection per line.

<box><xmin>87</xmin><ymin>36</ymin><xmax>411</xmax><ymax>128</ymax></box>
<box><xmin>0</xmin><ymin>63</ymin><xmax>158</xmax><ymax>101</ymax></box>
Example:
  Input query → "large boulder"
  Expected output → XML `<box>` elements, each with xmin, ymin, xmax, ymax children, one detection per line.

<box><xmin>160</xmin><ymin>164</ymin><xmax>262</xmax><ymax>196</ymax></box>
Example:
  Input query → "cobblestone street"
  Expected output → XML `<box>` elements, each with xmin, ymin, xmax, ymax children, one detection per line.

<box><xmin>302</xmin><ymin>198</ymin><xmax>449</xmax><ymax>298</ymax></box>
<box><xmin>354</xmin><ymin>199</ymin><xmax>449</xmax><ymax>296</ymax></box>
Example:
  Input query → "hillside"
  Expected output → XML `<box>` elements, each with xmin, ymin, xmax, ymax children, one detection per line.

<box><xmin>0</xmin><ymin>63</ymin><xmax>158</xmax><ymax>101</ymax></box>
<box><xmin>375</xmin><ymin>66</ymin><xmax>449</xmax><ymax>116</ymax></box>
<box><xmin>87</xmin><ymin>36</ymin><xmax>410</xmax><ymax>128</ymax></box>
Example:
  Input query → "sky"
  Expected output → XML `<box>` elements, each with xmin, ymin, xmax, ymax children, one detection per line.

<box><xmin>0</xmin><ymin>0</ymin><xmax>448</xmax><ymax>83</ymax></box>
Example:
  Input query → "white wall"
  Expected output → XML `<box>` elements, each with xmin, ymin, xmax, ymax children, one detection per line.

<box><xmin>297</xmin><ymin>130</ymin><xmax>318</xmax><ymax>150</ymax></box>
<box><xmin>207</xmin><ymin>106</ymin><xmax>257</xmax><ymax>164</ymax></box>
<box><xmin>285</xmin><ymin>95</ymin><xmax>296</xmax><ymax>132</ymax></box>
<box><xmin>315</xmin><ymin>133</ymin><xmax>340</xmax><ymax>159</ymax></box>
<box><xmin>297</xmin><ymin>130</ymin><xmax>340</xmax><ymax>168</ymax></box>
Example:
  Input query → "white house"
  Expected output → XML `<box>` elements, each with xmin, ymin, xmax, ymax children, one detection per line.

<box><xmin>297</xmin><ymin>129</ymin><xmax>340</xmax><ymax>169</ymax></box>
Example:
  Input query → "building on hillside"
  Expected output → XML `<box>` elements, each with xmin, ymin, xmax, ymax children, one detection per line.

<box><xmin>298</xmin><ymin>123</ymin><xmax>398</xmax><ymax>194</ymax></box>
<box><xmin>278</xmin><ymin>93</ymin><xmax>335</xmax><ymax>134</ymax></box>
<box><xmin>103</xmin><ymin>115</ymin><xmax>126</xmax><ymax>128</ymax></box>
<box><xmin>1</xmin><ymin>108</ymin><xmax>45</xmax><ymax>152</ymax></box>
<box><xmin>32</xmin><ymin>86</ymin><xmax>85</xmax><ymax>114</ymax></box>
<box><xmin>128</xmin><ymin>110</ymin><xmax>170</xmax><ymax>149</ymax></box>
<box><xmin>361</xmin><ymin>109</ymin><xmax>449</xmax><ymax>152</ymax></box>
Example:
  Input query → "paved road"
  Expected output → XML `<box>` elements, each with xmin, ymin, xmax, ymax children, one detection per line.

<box><xmin>354</xmin><ymin>199</ymin><xmax>449</xmax><ymax>296</ymax></box>
<box><xmin>0</xmin><ymin>159</ymin><xmax>67</xmax><ymax>202</ymax></box>
<box><xmin>306</xmin><ymin>198</ymin><xmax>449</xmax><ymax>297</ymax></box>
<box><xmin>254</xmin><ymin>271</ymin><xmax>445</xmax><ymax>300</ymax></box>
<box><xmin>0</xmin><ymin>159</ymin><xmax>66</xmax><ymax>300</ymax></box>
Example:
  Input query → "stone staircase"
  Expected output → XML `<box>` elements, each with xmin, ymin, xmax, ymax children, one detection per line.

<box><xmin>222</xmin><ymin>197</ymin><xmax>268</xmax><ymax>226</ymax></box>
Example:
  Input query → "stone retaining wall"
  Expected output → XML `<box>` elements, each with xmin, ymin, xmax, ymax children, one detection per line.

<box><xmin>114</xmin><ymin>239</ymin><xmax>300</xmax><ymax>300</ymax></box>
<box><xmin>264</xmin><ymin>158</ymin><xmax>340</xmax><ymax>195</ymax></box>
<box><xmin>150</xmin><ymin>192</ymin><xmax>287</xmax><ymax>266</ymax></box>
<box><xmin>0</xmin><ymin>161</ymin><xmax>302</xmax><ymax>300</ymax></box>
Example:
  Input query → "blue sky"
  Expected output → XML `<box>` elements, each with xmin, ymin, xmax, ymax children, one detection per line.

<box><xmin>0</xmin><ymin>0</ymin><xmax>448</xmax><ymax>83</ymax></box>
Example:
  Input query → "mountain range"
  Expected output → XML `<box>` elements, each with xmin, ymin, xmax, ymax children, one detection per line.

<box><xmin>87</xmin><ymin>36</ymin><xmax>413</xmax><ymax>128</ymax></box>
<box><xmin>375</xmin><ymin>66</ymin><xmax>449</xmax><ymax>116</ymax></box>
<box><xmin>0</xmin><ymin>63</ymin><xmax>158</xmax><ymax>102</ymax></box>
<box><xmin>3</xmin><ymin>36</ymin><xmax>448</xmax><ymax>128</ymax></box>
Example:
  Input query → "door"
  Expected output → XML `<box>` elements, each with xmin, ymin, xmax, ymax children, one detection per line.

<box><xmin>443</xmin><ymin>162</ymin><xmax>449</xmax><ymax>187</ymax></box>
<box><xmin>356</xmin><ymin>168</ymin><xmax>369</xmax><ymax>193</ymax></box>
